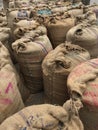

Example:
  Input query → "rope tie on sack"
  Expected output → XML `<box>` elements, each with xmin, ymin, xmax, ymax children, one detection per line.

<box><xmin>15</xmin><ymin>42</ymin><xmax>26</xmax><ymax>53</ymax></box>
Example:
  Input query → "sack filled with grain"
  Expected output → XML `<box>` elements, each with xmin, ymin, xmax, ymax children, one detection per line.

<box><xmin>0</xmin><ymin>100</ymin><xmax>84</xmax><ymax>130</ymax></box>
<box><xmin>14</xmin><ymin>0</ymin><xmax>29</xmax><ymax>8</ymax></box>
<box><xmin>13</xmin><ymin>24</ymin><xmax>47</xmax><ymax>40</ymax></box>
<box><xmin>67</xmin><ymin>58</ymin><xmax>98</xmax><ymax>130</ymax></box>
<box><xmin>13</xmin><ymin>19</ymin><xmax>38</xmax><ymax>30</ymax></box>
<box><xmin>7</xmin><ymin>8</ymin><xmax>31</xmax><ymax>29</ymax></box>
<box><xmin>42</xmin><ymin>42</ymin><xmax>90</xmax><ymax>105</ymax></box>
<box><xmin>75</xmin><ymin>11</ymin><xmax>96</xmax><ymax>25</ymax></box>
<box><xmin>12</xmin><ymin>34</ymin><xmax>53</xmax><ymax>93</ymax></box>
<box><xmin>46</xmin><ymin>12</ymin><xmax>75</xmax><ymax>48</ymax></box>
<box><xmin>0</xmin><ymin>42</ymin><xmax>24</xmax><ymax>124</ymax></box>
<box><xmin>67</xmin><ymin>2</ymin><xmax>83</xmax><ymax>17</ymax></box>
<box><xmin>66</xmin><ymin>23</ymin><xmax>98</xmax><ymax>58</ymax></box>
<box><xmin>1</xmin><ymin>40</ymin><xmax>28</xmax><ymax>102</ymax></box>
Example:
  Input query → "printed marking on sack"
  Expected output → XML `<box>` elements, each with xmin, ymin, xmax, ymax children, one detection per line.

<box><xmin>5</xmin><ymin>82</ymin><xmax>14</xmax><ymax>94</ymax></box>
<box><xmin>0</xmin><ymin>98</ymin><xmax>12</xmax><ymax>105</ymax></box>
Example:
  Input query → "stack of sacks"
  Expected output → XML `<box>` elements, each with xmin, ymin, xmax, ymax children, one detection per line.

<box><xmin>67</xmin><ymin>58</ymin><xmax>98</xmax><ymax>130</ymax></box>
<box><xmin>12</xmin><ymin>29</ymin><xmax>53</xmax><ymax>93</ymax></box>
<box><xmin>66</xmin><ymin>23</ymin><xmax>98</xmax><ymax>58</ymax></box>
<box><xmin>0</xmin><ymin>100</ymin><xmax>84</xmax><ymax>130</ymax></box>
<box><xmin>42</xmin><ymin>42</ymin><xmax>90</xmax><ymax>105</ymax></box>
<box><xmin>0</xmin><ymin>42</ymin><xmax>24</xmax><ymax>123</ymax></box>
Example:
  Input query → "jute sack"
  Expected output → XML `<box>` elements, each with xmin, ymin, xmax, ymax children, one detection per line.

<box><xmin>67</xmin><ymin>58</ymin><xmax>98</xmax><ymax>130</ymax></box>
<box><xmin>13</xmin><ymin>19</ymin><xmax>38</xmax><ymax>31</ymax></box>
<box><xmin>67</xmin><ymin>2</ymin><xmax>83</xmax><ymax>17</ymax></box>
<box><xmin>51</xmin><ymin>6</ymin><xmax>67</xmax><ymax>13</ymax></box>
<box><xmin>84</xmin><ymin>4</ymin><xmax>98</xmax><ymax>25</ymax></box>
<box><xmin>46</xmin><ymin>13</ymin><xmax>75</xmax><ymax>48</ymax></box>
<box><xmin>12</xmin><ymin>35</ymin><xmax>53</xmax><ymax>93</ymax></box>
<box><xmin>84</xmin><ymin>4</ymin><xmax>98</xmax><ymax>18</ymax></box>
<box><xmin>13</xmin><ymin>24</ymin><xmax>47</xmax><ymax>40</ymax></box>
<box><xmin>66</xmin><ymin>23</ymin><xmax>98</xmax><ymax>58</ymax></box>
<box><xmin>0</xmin><ymin>100</ymin><xmax>84</xmax><ymax>130</ymax></box>
<box><xmin>7</xmin><ymin>8</ymin><xmax>30</xmax><ymax>29</ymax></box>
<box><xmin>1</xmin><ymin>41</ymin><xmax>28</xmax><ymax>102</ymax></box>
<box><xmin>14</xmin><ymin>0</ymin><xmax>29</xmax><ymax>8</ymax></box>
<box><xmin>0</xmin><ymin>42</ymin><xmax>24</xmax><ymax>124</ymax></box>
<box><xmin>42</xmin><ymin>42</ymin><xmax>90</xmax><ymax>105</ymax></box>
<box><xmin>75</xmin><ymin>11</ymin><xmax>96</xmax><ymax>25</ymax></box>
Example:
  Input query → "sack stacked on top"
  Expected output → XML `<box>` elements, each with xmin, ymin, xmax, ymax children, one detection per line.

<box><xmin>0</xmin><ymin>42</ymin><xmax>24</xmax><ymax>123</ymax></box>
<box><xmin>67</xmin><ymin>2</ymin><xmax>83</xmax><ymax>17</ymax></box>
<box><xmin>45</xmin><ymin>12</ymin><xmax>75</xmax><ymax>48</ymax></box>
<box><xmin>51</xmin><ymin>4</ymin><xmax>67</xmax><ymax>13</ymax></box>
<box><xmin>75</xmin><ymin>11</ymin><xmax>96</xmax><ymax>25</ymax></box>
<box><xmin>7</xmin><ymin>8</ymin><xmax>31</xmax><ymax>29</ymax></box>
<box><xmin>84</xmin><ymin>4</ymin><xmax>98</xmax><ymax>25</ymax></box>
<box><xmin>0</xmin><ymin>100</ymin><xmax>84</xmax><ymax>130</ymax></box>
<box><xmin>66</xmin><ymin>23</ymin><xmax>98</xmax><ymax>58</ymax></box>
<box><xmin>84</xmin><ymin>4</ymin><xmax>98</xmax><ymax>18</ymax></box>
<box><xmin>12</xmin><ymin>33</ymin><xmax>53</xmax><ymax>93</ymax></box>
<box><xmin>14</xmin><ymin>0</ymin><xmax>30</xmax><ymax>8</ymax></box>
<box><xmin>13</xmin><ymin>22</ymin><xmax>46</xmax><ymax>40</ymax></box>
<box><xmin>42</xmin><ymin>42</ymin><xmax>90</xmax><ymax>105</ymax></box>
<box><xmin>67</xmin><ymin>58</ymin><xmax>98</xmax><ymax>130</ymax></box>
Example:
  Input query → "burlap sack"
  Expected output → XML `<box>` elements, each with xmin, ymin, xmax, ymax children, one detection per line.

<box><xmin>0</xmin><ymin>42</ymin><xmax>24</xmax><ymax>124</ymax></box>
<box><xmin>67</xmin><ymin>58</ymin><xmax>98</xmax><ymax>130</ymax></box>
<box><xmin>75</xmin><ymin>11</ymin><xmax>96</xmax><ymax>25</ymax></box>
<box><xmin>12</xmin><ymin>35</ymin><xmax>53</xmax><ymax>93</ymax></box>
<box><xmin>66</xmin><ymin>2</ymin><xmax>83</xmax><ymax>17</ymax></box>
<box><xmin>42</xmin><ymin>42</ymin><xmax>90</xmax><ymax>105</ymax></box>
<box><xmin>51</xmin><ymin>6</ymin><xmax>67</xmax><ymax>13</ymax></box>
<box><xmin>84</xmin><ymin>4</ymin><xmax>98</xmax><ymax>18</ymax></box>
<box><xmin>0</xmin><ymin>100</ymin><xmax>84</xmax><ymax>130</ymax></box>
<box><xmin>13</xmin><ymin>19</ymin><xmax>38</xmax><ymax>30</ymax></box>
<box><xmin>14</xmin><ymin>0</ymin><xmax>29</xmax><ymax>8</ymax></box>
<box><xmin>1</xmin><ymin>40</ymin><xmax>28</xmax><ymax>102</ymax></box>
<box><xmin>66</xmin><ymin>23</ymin><xmax>98</xmax><ymax>58</ymax></box>
<box><xmin>46</xmin><ymin>13</ymin><xmax>75</xmax><ymax>48</ymax></box>
<box><xmin>7</xmin><ymin>8</ymin><xmax>31</xmax><ymax>29</ymax></box>
<box><xmin>13</xmin><ymin>24</ymin><xmax>47</xmax><ymax>40</ymax></box>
